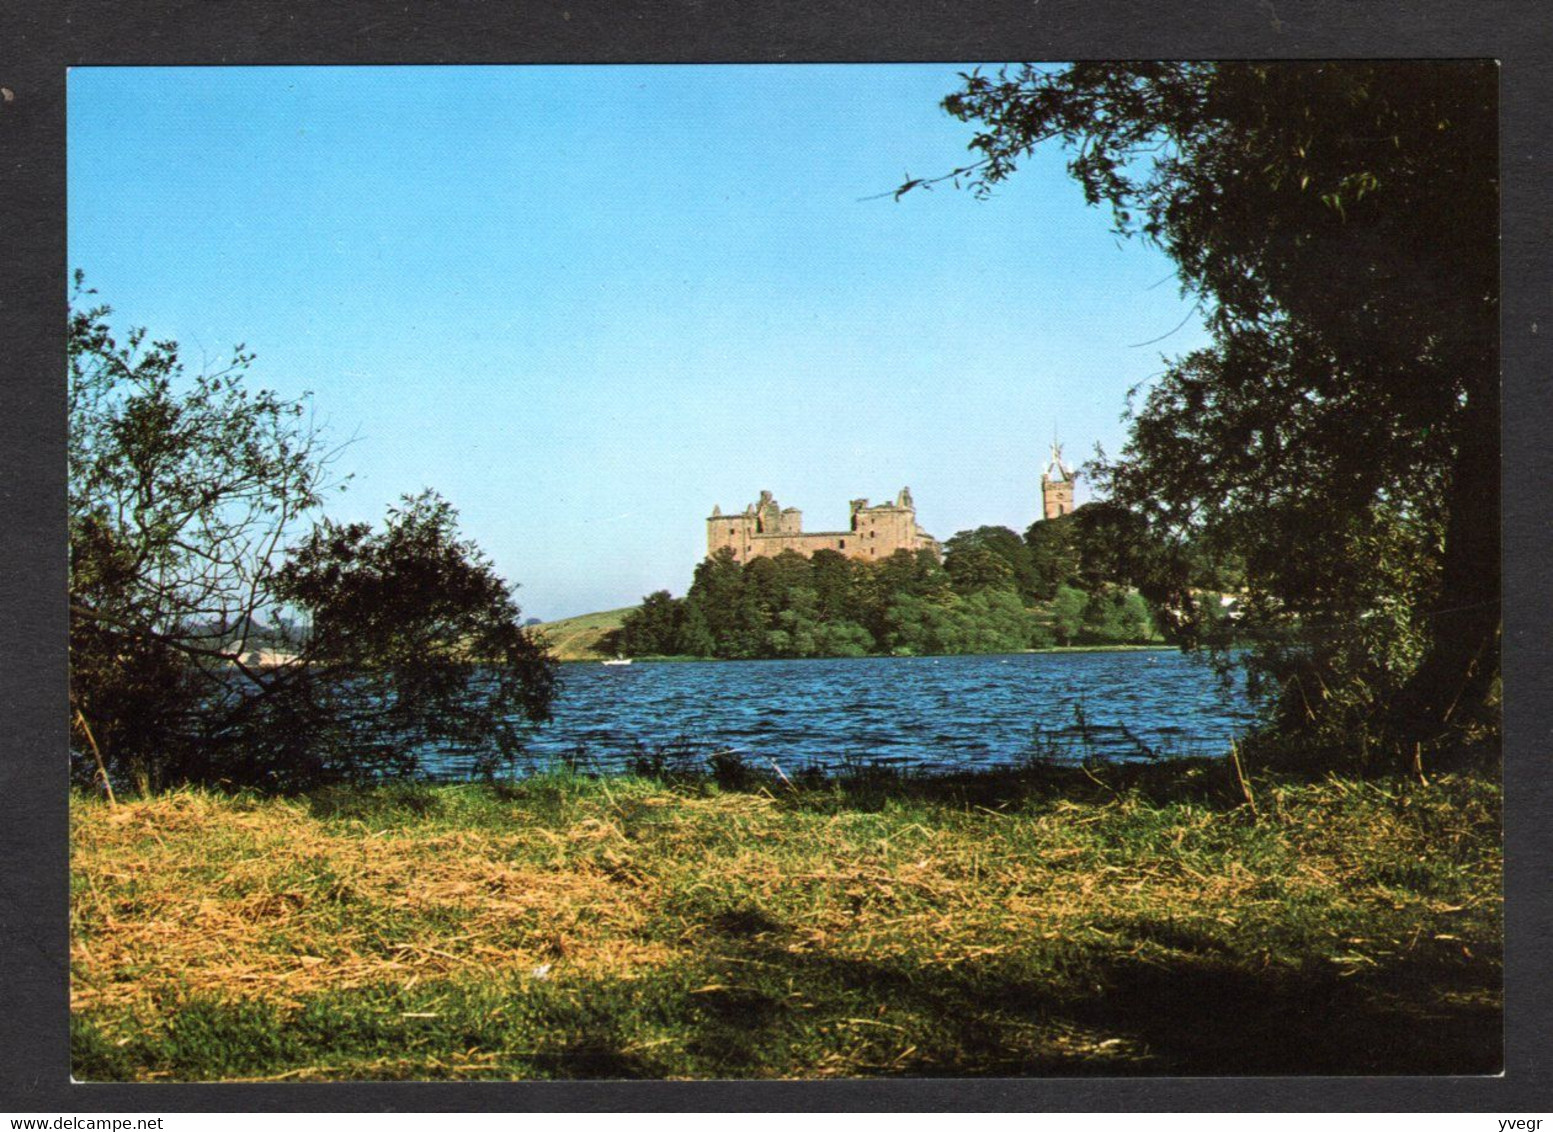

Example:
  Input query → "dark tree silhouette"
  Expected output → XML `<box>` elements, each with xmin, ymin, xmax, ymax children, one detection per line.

<box><xmin>69</xmin><ymin>280</ymin><xmax>556</xmax><ymax>791</ymax></box>
<box><xmin>923</xmin><ymin>62</ymin><xmax>1498</xmax><ymax>766</ymax></box>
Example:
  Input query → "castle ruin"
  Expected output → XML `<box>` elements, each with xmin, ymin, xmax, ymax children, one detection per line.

<box><xmin>707</xmin><ymin>488</ymin><xmax>941</xmax><ymax>565</ymax></box>
<box><xmin>706</xmin><ymin>449</ymin><xmax>1076</xmax><ymax>566</ymax></box>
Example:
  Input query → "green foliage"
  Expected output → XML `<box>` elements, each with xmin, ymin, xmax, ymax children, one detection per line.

<box><xmin>934</xmin><ymin>62</ymin><xmax>1500</xmax><ymax>767</ymax></box>
<box><xmin>1024</xmin><ymin>512</ymin><xmax>1082</xmax><ymax>599</ymax></box>
<box><xmin>612</xmin><ymin>590</ymin><xmax>684</xmax><ymax>656</ymax></box>
<box><xmin>944</xmin><ymin>543</ymin><xmax>1016</xmax><ymax>595</ymax></box>
<box><xmin>688</xmin><ymin>549</ymin><xmax>765</xmax><ymax>658</ymax></box>
<box><xmin>889</xmin><ymin>589</ymin><xmax>1040</xmax><ymax>655</ymax></box>
<box><xmin>1025</xmin><ymin>502</ymin><xmax>1236</xmax><ymax>627</ymax></box>
<box><xmin>68</xmin><ymin>281</ymin><xmax>556</xmax><ymax>792</ymax></box>
<box><xmin>269</xmin><ymin>491</ymin><xmax>557</xmax><ymax>784</ymax></box>
<box><xmin>944</xmin><ymin>525</ymin><xmax>1037</xmax><ymax>597</ymax></box>
<box><xmin>615</xmin><ymin>545</ymin><xmax>1066</xmax><ymax>660</ymax></box>
<box><xmin>1081</xmin><ymin>589</ymin><xmax>1158</xmax><ymax>646</ymax></box>
<box><xmin>809</xmin><ymin>618</ymin><xmax>875</xmax><ymax>657</ymax></box>
<box><xmin>618</xmin><ymin>509</ymin><xmax>1181</xmax><ymax>659</ymax></box>
<box><xmin>1049</xmin><ymin>585</ymin><xmax>1087</xmax><ymax>647</ymax></box>
<box><xmin>1038</xmin><ymin>582</ymin><xmax>1160</xmax><ymax>649</ymax></box>
<box><xmin>807</xmin><ymin>549</ymin><xmax>859</xmax><ymax>620</ymax></box>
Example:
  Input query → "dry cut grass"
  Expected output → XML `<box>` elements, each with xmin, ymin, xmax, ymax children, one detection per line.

<box><xmin>70</xmin><ymin>766</ymin><xmax>1502</xmax><ymax>1080</ymax></box>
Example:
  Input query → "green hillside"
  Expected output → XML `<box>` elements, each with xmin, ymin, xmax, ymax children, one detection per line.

<box><xmin>532</xmin><ymin>606</ymin><xmax>634</xmax><ymax>661</ymax></box>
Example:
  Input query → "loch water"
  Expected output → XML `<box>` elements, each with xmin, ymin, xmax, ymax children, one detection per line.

<box><xmin>449</xmin><ymin>650</ymin><xmax>1258</xmax><ymax>778</ymax></box>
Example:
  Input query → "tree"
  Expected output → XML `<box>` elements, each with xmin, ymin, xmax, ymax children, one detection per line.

<box><xmin>810</xmin><ymin>618</ymin><xmax>874</xmax><ymax>657</ymax></box>
<box><xmin>944</xmin><ymin>543</ymin><xmax>1017</xmax><ymax>595</ymax></box>
<box><xmin>615</xmin><ymin>590</ymin><xmax>685</xmax><ymax>656</ymax></box>
<box><xmin>929</xmin><ymin>62</ymin><xmax>1498</xmax><ymax>765</ymax></box>
<box><xmin>69</xmin><ymin>277</ymin><xmax>333</xmax><ymax>788</ymax></box>
<box><xmin>1079</xmin><ymin>588</ymin><xmax>1158</xmax><ymax>645</ymax></box>
<box><xmin>863</xmin><ymin>549</ymin><xmax>954</xmax><ymax>647</ymax></box>
<box><xmin>683</xmin><ymin>549</ymin><xmax>763</xmax><ymax>658</ymax></box>
<box><xmin>269</xmin><ymin>492</ymin><xmax>556</xmax><ymax>785</ymax></box>
<box><xmin>674</xmin><ymin>601</ymin><xmax>716</xmax><ymax>658</ymax></box>
<box><xmin>68</xmin><ymin>281</ymin><xmax>557</xmax><ymax>791</ymax></box>
<box><xmin>874</xmin><ymin>548</ymin><xmax>954</xmax><ymax>602</ymax></box>
<box><xmin>1024</xmin><ymin>512</ymin><xmax>1082</xmax><ymax>600</ymax></box>
<box><xmin>944</xmin><ymin>525</ymin><xmax>1038</xmax><ymax>598</ymax></box>
<box><xmin>808</xmin><ymin>549</ymin><xmax>860</xmax><ymax>621</ymax></box>
<box><xmin>959</xmin><ymin>589</ymin><xmax>1042</xmax><ymax>652</ymax></box>
<box><xmin>1066</xmin><ymin>500</ymin><xmax>1239</xmax><ymax>637</ymax></box>
<box><xmin>1049</xmin><ymin>585</ymin><xmax>1088</xmax><ymax>647</ymax></box>
<box><xmin>744</xmin><ymin>550</ymin><xmax>816</xmax><ymax>623</ymax></box>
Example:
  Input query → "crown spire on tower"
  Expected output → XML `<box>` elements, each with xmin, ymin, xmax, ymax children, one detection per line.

<box><xmin>1043</xmin><ymin>439</ymin><xmax>1073</xmax><ymax>483</ymax></box>
<box><xmin>1040</xmin><ymin>435</ymin><xmax>1076</xmax><ymax>520</ymax></box>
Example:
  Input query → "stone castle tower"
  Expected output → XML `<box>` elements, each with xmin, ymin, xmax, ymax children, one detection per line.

<box><xmin>707</xmin><ymin>488</ymin><xmax>940</xmax><ymax>564</ymax></box>
<box><xmin>1041</xmin><ymin>442</ymin><xmax>1076</xmax><ymax>520</ymax></box>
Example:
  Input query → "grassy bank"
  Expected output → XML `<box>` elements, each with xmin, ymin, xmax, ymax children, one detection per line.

<box><xmin>531</xmin><ymin>607</ymin><xmax>634</xmax><ymax>661</ymax></box>
<box><xmin>70</xmin><ymin>762</ymin><xmax>1501</xmax><ymax>1080</ymax></box>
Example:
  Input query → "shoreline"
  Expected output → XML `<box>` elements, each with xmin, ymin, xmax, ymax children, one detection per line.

<box><xmin>558</xmin><ymin>643</ymin><xmax>1181</xmax><ymax>664</ymax></box>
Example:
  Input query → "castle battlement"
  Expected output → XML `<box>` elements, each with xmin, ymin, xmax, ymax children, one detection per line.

<box><xmin>707</xmin><ymin>488</ymin><xmax>940</xmax><ymax>564</ymax></box>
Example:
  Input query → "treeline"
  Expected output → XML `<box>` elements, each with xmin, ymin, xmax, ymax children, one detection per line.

<box><xmin>608</xmin><ymin>504</ymin><xmax>1232</xmax><ymax>660</ymax></box>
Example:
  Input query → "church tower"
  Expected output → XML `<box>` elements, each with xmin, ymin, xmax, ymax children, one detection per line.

<box><xmin>1041</xmin><ymin>442</ymin><xmax>1076</xmax><ymax>520</ymax></box>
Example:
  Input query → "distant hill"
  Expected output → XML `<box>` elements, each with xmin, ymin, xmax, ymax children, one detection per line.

<box><xmin>532</xmin><ymin>606</ymin><xmax>634</xmax><ymax>661</ymax></box>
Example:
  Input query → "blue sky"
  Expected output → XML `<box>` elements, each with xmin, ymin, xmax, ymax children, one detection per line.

<box><xmin>68</xmin><ymin>64</ymin><xmax>1210</xmax><ymax>621</ymax></box>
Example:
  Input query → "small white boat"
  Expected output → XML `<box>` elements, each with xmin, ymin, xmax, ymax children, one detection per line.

<box><xmin>601</xmin><ymin>657</ymin><xmax>633</xmax><ymax>666</ymax></box>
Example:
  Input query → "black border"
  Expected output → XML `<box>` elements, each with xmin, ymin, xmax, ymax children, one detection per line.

<box><xmin>3</xmin><ymin>0</ymin><xmax>1549</xmax><ymax>1113</ymax></box>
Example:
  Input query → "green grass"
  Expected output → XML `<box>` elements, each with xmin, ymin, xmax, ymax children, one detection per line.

<box><xmin>71</xmin><ymin>761</ymin><xmax>1501</xmax><ymax>1080</ymax></box>
<box><xmin>531</xmin><ymin>607</ymin><xmax>635</xmax><ymax>661</ymax></box>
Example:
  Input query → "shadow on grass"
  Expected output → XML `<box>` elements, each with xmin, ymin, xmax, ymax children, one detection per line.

<box><xmin>71</xmin><ymin>909</ymin><xmax>1500</xmax><ymax>1081</ymax></box>
<box><xmin>774</xmin><ymin>755</ymin><xmax>1254</xmax><ymax>816</ymax></box>
<box><xmin>674</xmin><ymin>936</ymin><xmax>1502</xmax><ymax>1077</ymax></box>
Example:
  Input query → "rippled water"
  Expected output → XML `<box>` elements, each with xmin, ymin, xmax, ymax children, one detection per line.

<box><xmin>438</xmin><ymin>650</ymin><xmax>1259</xmax><ymax>778</ymax></box>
